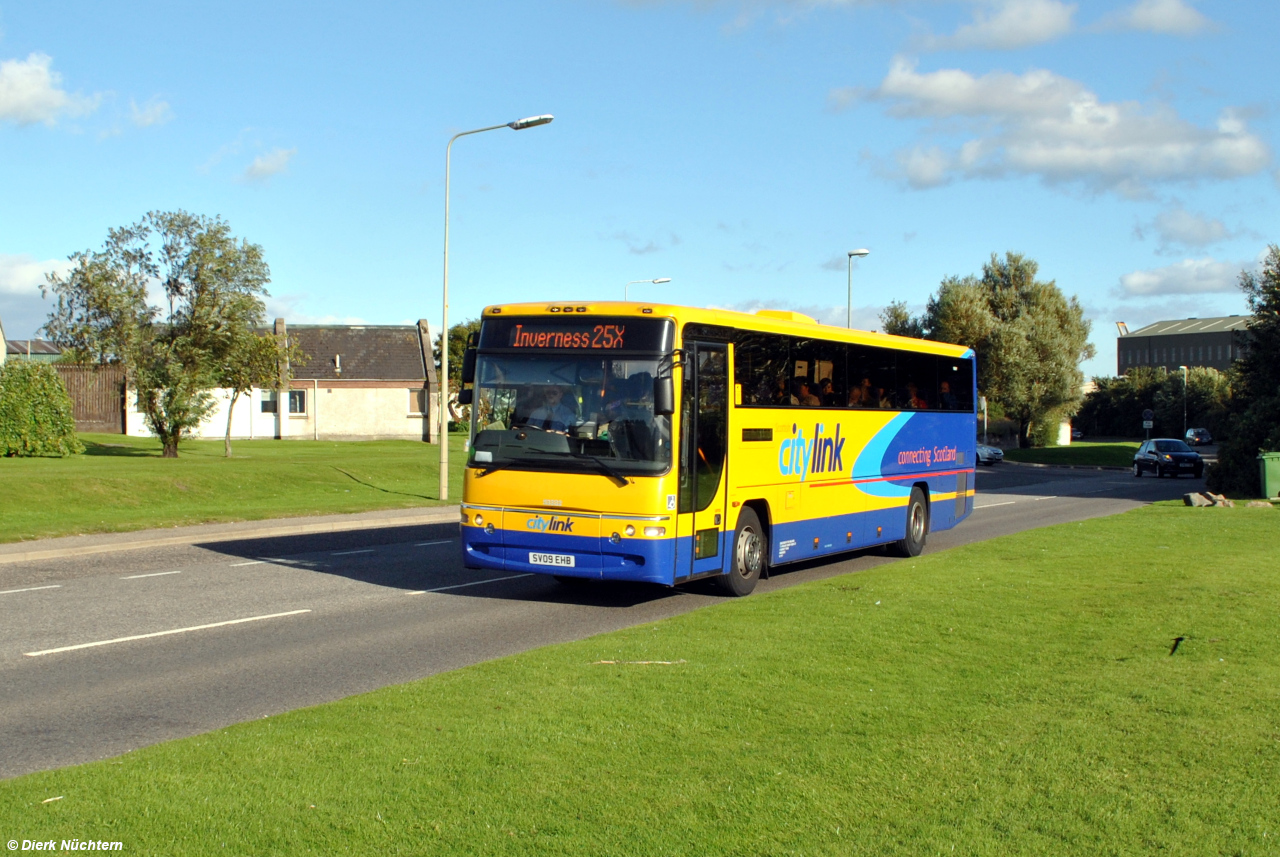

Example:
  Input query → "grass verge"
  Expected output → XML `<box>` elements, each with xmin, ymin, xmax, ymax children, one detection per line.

<box><xmin>2</xmin><ymin>503</ymin><xmax>1277</xmax><ymax>854</ymax></box>
<box><xmin>1004</xmin><ymin>440</ymin><xmax>1140</xmax><ymax>468</ymax></box>
<box><xmin>0</xmin><ymin>433</ymin><xmax>467</xmax><ymax>543</ymax></box>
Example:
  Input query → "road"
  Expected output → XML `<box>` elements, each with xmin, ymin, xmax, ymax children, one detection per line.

<box><xmin>0</xmin><ymin>464</ymin><xmax>1197</xmax><ymax>779</ymax></box>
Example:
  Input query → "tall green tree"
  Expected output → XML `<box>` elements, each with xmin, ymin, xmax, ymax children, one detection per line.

<box><xmin>888</xmin><ymin>253</ymin><xmax>1094</xmax><ymax>448</ymax></box>
<box><xmin>43</xmin><ymin>211</ymin><xmax>271</xmax><ymax>457</ymax></box>
<box><xmin>1209</xmin><ymin>244</ymin><xmax>1280</xmax><ymax>495</ymax></box>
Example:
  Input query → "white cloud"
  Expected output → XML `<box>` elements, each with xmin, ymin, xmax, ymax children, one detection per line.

<box><xmin>1117</xmin><ymin>257</ymin><xmax>1241</xmax><ymax>296</ymax></box>
<box><xmin>241</xmin><ymin>147</ymin><xmax>297</xmax><ymax>182</ymax></box>
<box><xmin>844</xmin><ymin>58</ymin><xmax>1270</xmax><ymax>193</ymax></box>
<box><xmin>1102</xmin><ymin>0</ymin><xmax>1212</xmax><ymax>35</ymax></box>
<box><xmin>920</xmin><ymin>0</ymin><xmax>1076</xmax><ymax>51</ymax></box>
<box><xmin>130</xmin><ymin>97</ymin><xmax>172</xmax><ymax>128</ymax></box>
<box><xmin>1147</xmin><ymin>205</ymin><xmax>1232</xmax><ymax>250</ymax></box>
<box><xmin>0</xmin><ymin>253</ymin><xmax>70</xmax><ymax>296</ymax></box>
<box><xmin>0</xmin><ymin>52</ymin><xmax>100</xmax><ymax>126</ymax></box>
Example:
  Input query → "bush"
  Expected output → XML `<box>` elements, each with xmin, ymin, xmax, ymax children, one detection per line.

<box><xmin>0</xmin><ymin>361</ymin><xmax>85</xmax><ymax>457</ymax></box>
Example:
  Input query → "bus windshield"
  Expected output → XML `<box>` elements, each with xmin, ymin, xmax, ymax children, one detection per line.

<box><xmin>469</xmin><ymin>354</ymin><xmax>672</xmax><ymax>476</ymax></box>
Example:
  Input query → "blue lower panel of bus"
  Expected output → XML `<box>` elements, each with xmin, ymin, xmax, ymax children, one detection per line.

<box><xmin>462</xmin><ymin>526</ymin><xmax>675</xmax><ymax>585</ymax></box>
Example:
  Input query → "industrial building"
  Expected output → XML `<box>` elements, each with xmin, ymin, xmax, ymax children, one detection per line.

<box><xmin>1116</xmin><ymin>316</ymin><xmax>1250</xmax><ymax>375</ymax></box>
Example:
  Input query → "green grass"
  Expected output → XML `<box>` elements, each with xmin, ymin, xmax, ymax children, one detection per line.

<box><xmin>1004</xmin><ymin>440</ymin><xmax>1141</xmax><ymax>468</ymax></box>
<box><xmin>2</xmin><ymin>504</ymin><xmax>1277</xmax><ymax>855</ymax></box>
<box><xmin>0</xmin><ymin>433</ymin><xmax>467</xmax><ymax>543</ymax></box>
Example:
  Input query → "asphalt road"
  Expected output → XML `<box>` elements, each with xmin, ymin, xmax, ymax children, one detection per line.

<box><xmin>0</xmin><ymin>464</ymin><xmax>1198</xmax><ymax>779</ymax></box>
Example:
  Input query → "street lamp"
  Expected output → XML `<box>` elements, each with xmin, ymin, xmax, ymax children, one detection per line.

<box><xmin>625</xmin><ymin>278</ymin><xmax>671</xmax><ymax>300</ymax></box>
<box><xmin>440</xmin><ymin>113</ymin><xmax>553</xmax><ymax>502</ymax></box>
<box><xmin>847</xmin><ymin>249</ymin><xmax>870</xmax><ymax>328</ymax></box>
<box><xmin>1179</xmin><ymin>365</ymin><xmax>1188</xmax><ymax>436</ymax></box>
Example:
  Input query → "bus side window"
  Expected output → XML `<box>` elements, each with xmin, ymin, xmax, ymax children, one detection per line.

<box><xmin>734</xmin><ymin>332</ymin><xmax>789</xmax><ymax>406</ymax></box>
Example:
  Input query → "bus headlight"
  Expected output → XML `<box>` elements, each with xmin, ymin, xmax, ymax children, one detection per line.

<box><xmin>624</xmin><ymin>525</ymin><xmax>636</xmax><ymax>537</ymax></box>
<box><xmin>643</xmin><ymin>526</ymin><xmax>666</xmax><ymax>537</ymax></box>
<box><xmin>473</xmin><ymin>514</ymin><xmax>484</xmax><ymax>526</ymax></box>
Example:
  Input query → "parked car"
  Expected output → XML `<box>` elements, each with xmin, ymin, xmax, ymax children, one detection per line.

<box><xmin>1185</xmin><ymin>428</ymin><xmax>1213</xmax><ymax>446</ymax></box>
<box><xmin>1133</xmin><ymin>438</ymin><xmax>1203</xmax><ymax>478</ymax></box>
<box><xmin>1071</xmin><ymin>427</ymin><xmax>1083</xmax><ymax>440</ymax></box>
<box><xmin>976</xmin><ymin>443</ymin><xmax>1004</xmax><ymax>466</ymax></box>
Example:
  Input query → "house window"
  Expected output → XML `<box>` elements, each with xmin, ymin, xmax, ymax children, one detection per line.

<box><xmin>408</xmin><ymin>388</ymin><xmax>427</xmax><ymax>415</ymax></box>
<box><xmin>261</xmin><ymin>391</ymin><xmax>278</xmax><ymax>413</ymax></box>
<box><xmin>289</xmin><ymin>390</ymin><xmax>307</xmax><ymax>415</ymax></box>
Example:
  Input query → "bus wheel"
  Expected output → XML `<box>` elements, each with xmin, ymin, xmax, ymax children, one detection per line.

<box><xmin>717</xmin><ymin>507</ymin><xmax>766</xmax><ymax>597</ymax></box>
<box><xmin>892</xmin><ymin>488</ymin><xmax>928</xmax><ymax>558</ymax></box>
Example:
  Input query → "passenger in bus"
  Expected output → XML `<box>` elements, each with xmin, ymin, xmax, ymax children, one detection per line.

<box><xmin>771</xmin><ymin>375</ymin><xmax>791</xmax><ymax>405</ymax></box>
<box><xmin>906</xmin><ymin>381</ymin><xmax>929</xmax><ymax>409</ymax></box>
<box><xmin>527</xmin><ymin>385</ymin><xmax>577</xmax><ymax>433</ymax></box>
<box><xmin>939</xmin><ymin>380</ymin><xmax>958</xmax><ymax>410</ymax></box>
<box><xmin>847</xmin><ymin>385</ymin><xmax>864</xmax><ymax>407</ymax></box>
<box><xmin>875</xmin><ymin>386</ymin><xmax>894</xmax><ymax>408</ymax></box>
<box><xmin>818</xmin><ymin>377</ymin><xmax>840</xmax><ymax>407</ymax></box>
<box><xmin>792</xmin><ymin>378</ymin><xmax>820</xmax><ymax>406</ymax></box>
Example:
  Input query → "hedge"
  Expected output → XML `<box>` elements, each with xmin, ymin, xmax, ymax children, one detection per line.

<box><xmin>0</xmin><ymin>360</ymin><xmax>84</xmax><ymax>457</ymax></box>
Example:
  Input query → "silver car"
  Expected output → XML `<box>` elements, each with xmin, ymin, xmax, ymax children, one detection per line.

<box><xmin>976</xmin><ymin>443</ymin><xmax>1004</xmax><ymax>466</ymax></box>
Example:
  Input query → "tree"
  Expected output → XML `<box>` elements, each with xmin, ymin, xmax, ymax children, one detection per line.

<box><xmin>879</xmin><ymin>301</ymin><xmax>924</xmax><ymax>339</ymax></box>
<box><xmin>216</xmin><ymin>329</ymin><xmax>305</xmax><ymax>457</ymax></box>
<box><xmin>43</xmin><ymin>211</ymin><xmax>271</xmax><ymax>457</ymax></box>
<box><xmin>0</xmin><ymin>361</ymin><xmax>83</xmax><ymax>457</ymax></box>
<box><xmin>1209</xmin><ymin>244</ymin><xmax>1280</xmax><ymax>495</ymax></box>
<box><xmin>433</xmin><ymin>318</ymin><xmax>481</xmax><ymax>424</ymax></box>
<box><xmin>892</xmin><ymin>253</ymin><xmax>1095</xmax><ymax>448</ymax></box>
<box><xmin>1077</xmin><ymin>367</ymin><xmax>1232</xmax><ymax>439</ymax></box>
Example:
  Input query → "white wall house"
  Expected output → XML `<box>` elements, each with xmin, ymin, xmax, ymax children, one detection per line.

<box><xmin>124</xmin><ymin>320</ymin><xmax>440</xmax><ymax>442</ymax></box>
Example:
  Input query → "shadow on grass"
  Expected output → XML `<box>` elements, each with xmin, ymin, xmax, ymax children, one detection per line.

<box><xmin>80</xmin><ymin>440</ymin><xmax>160</xmax><ymax>458</ymax></box>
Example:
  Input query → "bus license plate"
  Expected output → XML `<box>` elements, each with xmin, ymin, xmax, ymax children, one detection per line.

<box><xmin>530</xmin><ymin>552</ymin><xmax>575</xmax><ymax>567</ymax></box>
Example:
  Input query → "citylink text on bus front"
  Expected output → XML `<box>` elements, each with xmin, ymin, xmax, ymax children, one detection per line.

<box><xmin>777</xmin><ymin>421</ymin><xmax>959</xmax><ymax>480</ymax></box>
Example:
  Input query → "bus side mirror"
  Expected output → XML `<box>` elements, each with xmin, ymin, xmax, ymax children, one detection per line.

<box><xmin>654</xmin><ymin>376</ymin><xmax>675</xmax><ymax>416</ymax></box>
<box><xmin>457</xmin><ymin>388</ymin><xmax>473</xmax><ymax>405</ymax></box>
<box><xmin>461</xmin><ymin>348</ymin><xmax>477</xmax><ymax>384</ymax></box>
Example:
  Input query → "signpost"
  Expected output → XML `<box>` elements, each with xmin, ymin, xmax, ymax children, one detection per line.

<box><xmin>1142</xmin><ymin>408</ymin><xmax>1154</xmax><ymax>439</ymax></box>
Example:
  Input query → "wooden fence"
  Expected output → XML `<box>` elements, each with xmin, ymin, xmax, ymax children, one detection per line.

<box><xmin>55</xmin><ymin>365</ymin><xmax>126</xmax><ymax>433</ymax></box>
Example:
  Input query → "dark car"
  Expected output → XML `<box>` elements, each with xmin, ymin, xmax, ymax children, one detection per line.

<box><xmin>1185</xmin><ymin>428</ymin><xmax>1213</xmax><ymax>446</ymax></box>
<box><xmin>1133</xmin><ymin>439</ymin><xmax>1203</xmax><ymax>478</ymax></box>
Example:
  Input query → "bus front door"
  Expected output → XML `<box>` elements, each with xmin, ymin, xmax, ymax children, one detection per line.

<box><xmin>675</xmin><ymin>342</ymin><xmax>729</xmax><ymax>581</ymax></box>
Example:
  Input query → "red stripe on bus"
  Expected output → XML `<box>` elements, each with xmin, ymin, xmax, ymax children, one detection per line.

<box><xmin>805</xmin><ymin>468</ymin><xmax>976</xmax><ymax>488</ymax></box>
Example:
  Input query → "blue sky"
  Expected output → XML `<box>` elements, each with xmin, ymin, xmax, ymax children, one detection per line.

<box><xmin>2</xmin><ymin>0</ymin><xmax>1275</xmax><ymax>378</ymax></box>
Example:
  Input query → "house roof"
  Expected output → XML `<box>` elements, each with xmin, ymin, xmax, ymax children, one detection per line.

<box><xmin>1120</xmin><ymin>316</ymin><xmax>1250</xmax><ymax>337</ymax></box>
<box><xmin>5</xmin><ymin>339</ymin><xmax>63</xmax><ymax>357</ymax></box>
<box><xmin>284</xmin><ymin>325</ymin><xmax>427</xmax><ymax>380</ymax></box>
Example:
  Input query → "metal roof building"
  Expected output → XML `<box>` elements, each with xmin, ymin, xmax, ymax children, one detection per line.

<box><xmin>1116</xmin><ymin>315</ymin><xmax>1250</xmax><ymax>375</ymax></box>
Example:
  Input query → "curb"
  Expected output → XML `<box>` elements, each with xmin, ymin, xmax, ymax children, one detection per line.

<box><xmin>1001</xmin><ymin>460</ymin><xmax>1130</xmax><ymax>472</ymax></box>
<box><xmin>0</xmin><ymin>507</ymin><xmax>461</xmax><ymax>566</ymax></box>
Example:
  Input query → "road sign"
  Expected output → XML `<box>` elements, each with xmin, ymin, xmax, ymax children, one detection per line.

<box><xmin>1143</xmin><ymin>420</ymin><xmax>1154</xmax><ymax>429</ymax></box>
<box><xmin>1142</xmin><ymin>408</ymin><xmax>1154</xmax><ymax>421</ymax></box>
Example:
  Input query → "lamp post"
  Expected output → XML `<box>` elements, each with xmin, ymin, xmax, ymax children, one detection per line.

<box><xmin>1179</xmin><ymin>364</ymin><xmax>1188</xmax><ymax>436</ymax></box>
<box><xmin>440</xmin><ymin>113</ymin><xmax>553</xmax><ymax>502</ymax></box>
<box><xmin>846</xmin><ymin>249</ymin><xmax>869</xmax><ymax>328</ymax></box>
<box><xmin>625</xmin><ymin>278</ymin><xmax>671</xmax><ymax>300</ymax></box>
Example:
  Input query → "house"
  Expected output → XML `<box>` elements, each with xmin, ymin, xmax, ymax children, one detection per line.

<box><xmin>124</xmin><ymin>319</ymin><xmax>440</xmax><ymax>442</ymax></box>
<box><xmin>1116</xmin><ymin>316</ymin><xmax>1249</xmax><ymax>375</ymax></box>
<box><xmin>4</xmin><ymin>338</ymin><xmax>63</xmax><ymax>363</ymax></box>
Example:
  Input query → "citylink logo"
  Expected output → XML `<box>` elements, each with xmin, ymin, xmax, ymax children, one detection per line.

<box><xmin>778</xmin><ymin>422</ymin><xmax>845</xmax><ymax>481</ymax></box>
<box><xmin>526</xmin><ymin>515</ymin><xmax>575</xmax><ymax>533</ymax></box>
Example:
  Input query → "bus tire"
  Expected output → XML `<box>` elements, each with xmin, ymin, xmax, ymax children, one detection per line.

<box><xmin>892</xmin><ymin>488</ymin><xmax>928</xmax><ymax>558</ymax></box>
<box><xmin>717</xmin><ymin>507</ymin><xmax>766</xmax><ymax>597</ymax></box>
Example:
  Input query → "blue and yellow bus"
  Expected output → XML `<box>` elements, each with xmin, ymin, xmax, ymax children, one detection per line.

<box><xmin>459</xmin><ymin>302</ymin><xmax>976</xmax><ymax>596</ymax></box>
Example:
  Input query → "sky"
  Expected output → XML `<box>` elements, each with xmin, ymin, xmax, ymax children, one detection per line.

<box><xmin>1</xmin><ymin>0</ymin><xmax>1276</xmax><ymax>379</ymax></box>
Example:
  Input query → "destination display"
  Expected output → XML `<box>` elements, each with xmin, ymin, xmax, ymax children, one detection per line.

<box><xmin>479</xmin><ymin>316</ymin><xmax>673</xmax><ymax>353</ymax></box>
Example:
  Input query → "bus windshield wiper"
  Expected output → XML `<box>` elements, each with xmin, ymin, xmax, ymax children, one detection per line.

<box><xmin>578</xmin><ymin>455</ymin><xmax>629</xmax><ymax>487</ymax></box>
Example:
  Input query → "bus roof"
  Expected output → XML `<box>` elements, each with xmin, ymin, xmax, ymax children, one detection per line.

<box><xmin>480</xmin><ymin>301</ymin><xmax>974</xmax><ymax>358</ymax></box>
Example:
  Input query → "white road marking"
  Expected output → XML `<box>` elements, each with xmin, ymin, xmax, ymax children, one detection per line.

<box><xmin>406</xmin><ymin>573</ymin><xmax>534</xmax><ymax>595</ymax></box>
<box><xmin>0</xmin><ymin>585</ymin><xmax>61</xmax><ymax>596</ymax></box>
<box><xmin>415</xmin><ymin>540</ymin><xmax>454</xmax><ymax>547</ymax></box>
<box><xmin>973</xmin><ymin>501</ymin><xmax>1016</xmax><ymax>510</ymax></box>
<box><xmin>332</xmin><ymin>549</ymin><xmax>375</xmax><ymax>556</ymax></box>
<box><xmin>1032</xmin><ymin>495</ymin><xmax>1058</xmax><ymax>501</ymax></box>
<box><xmin>122</xmin><ymin>570</ymin><xmax>182</xmax><ymax>580</ymax></box>
<box><xmin>24</xmin><ymin>609</ymin><xmax>312</xmax><ymax>657</ymax></box>
<box><xmin>230</xmin><ymin>560</ymin><xmax>265</xmax><ymax>567</ymax></box>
